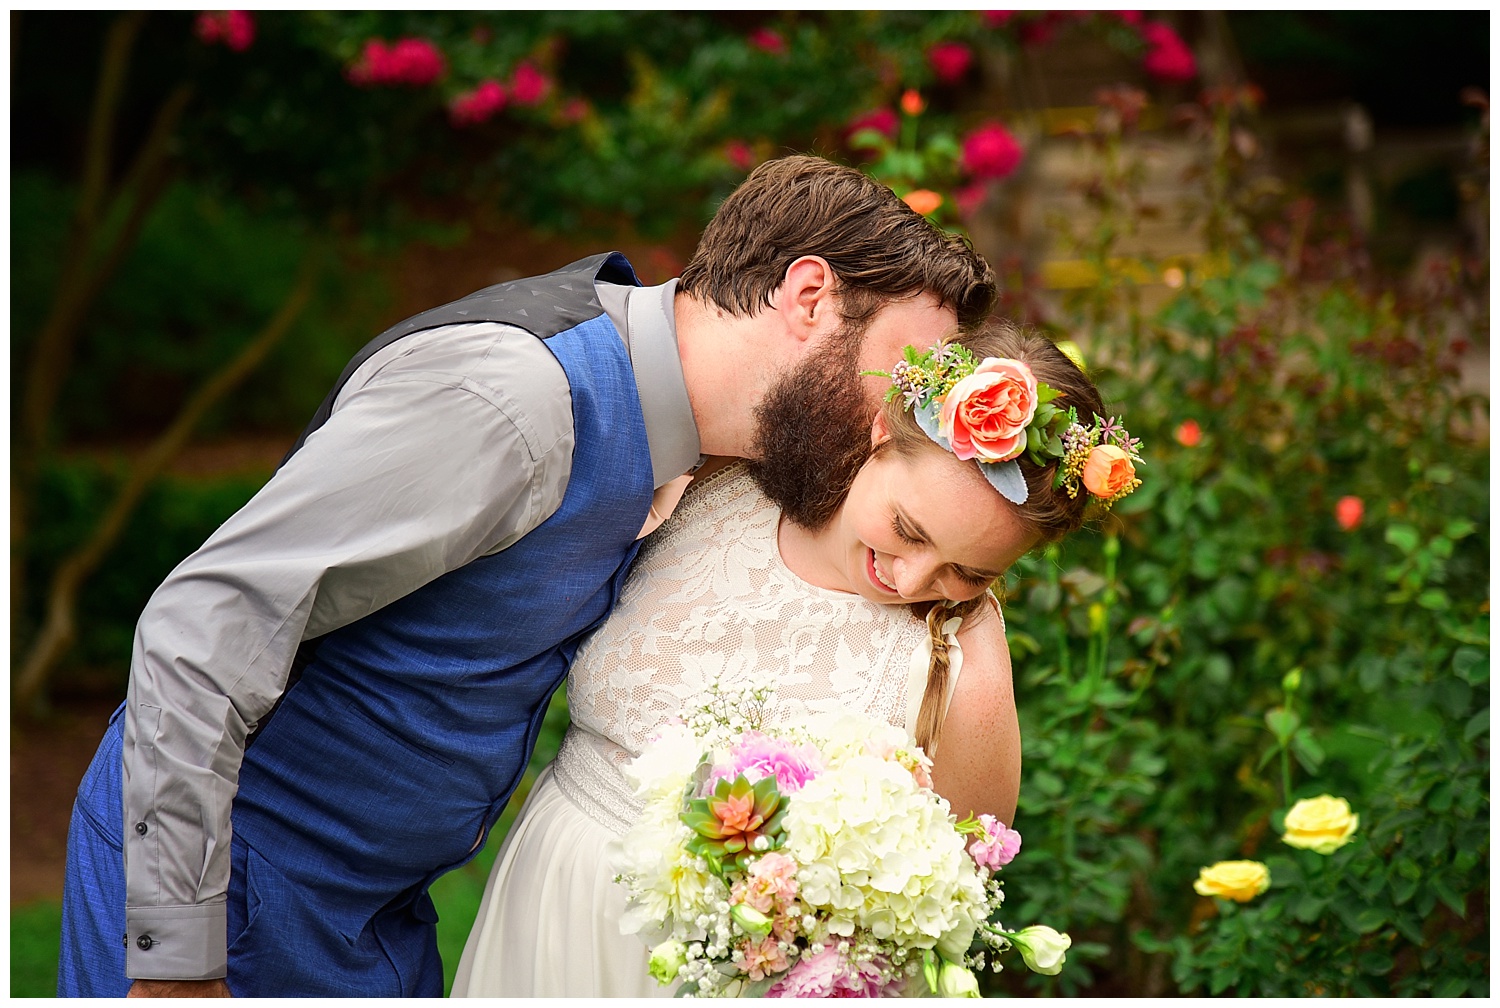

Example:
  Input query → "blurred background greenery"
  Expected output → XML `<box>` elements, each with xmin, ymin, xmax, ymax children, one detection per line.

<box><xmin>10</xmin><ymin>10</ymin><xmax>1488</xmax><ymax>997</ymax></box>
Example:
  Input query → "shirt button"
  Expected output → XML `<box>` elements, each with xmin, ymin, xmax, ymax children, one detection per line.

<box><xmin>136</xmin><ymin>935</ymin><xmax>154</xmax><ymax>951</ymax></box>
<box><xmin>135</xmin><ymin>822</ymin><xmax>148</xmax><ymax>836</ymax></box>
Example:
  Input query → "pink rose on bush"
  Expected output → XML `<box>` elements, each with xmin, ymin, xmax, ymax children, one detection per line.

<box><xmin>709</xmin><ymin>731</ymin><xmax>823</xmax><ymax>794</ymax></box>
<box><xmin>939</xmin><ymin>357</ymin><xmax>1038</xmax><ymax>462</ymax></box>
<box><xmin>767</xmin><ymin>945</ymin><xmax>886</xmax><ymax>998</ymax></box>
<box><xmin>748</xmin><ymin>27</ymin><xmax>787</xmax><ymax>55</ymax></box>
<box><xmin>968</xmin><ymin>814</ymin><xmax>1022</xmax><ymax>870</ymax></box>
<box><xmin>961</xmin><ymin>121</ymin><xmax>1024</xmax><ymax>181</ymax></box>
<box><xmin>927</xmin><ymin>41</ymin><xmax>973</xmax><ymax>84</ymax></box>
<box><xmin>981</xmin><ymin>11</ymin><xmax>1015</xmax><ymax>28</ymax></box>
<box><xmin>724</xmin><ymin>139</ymin><xmax>756</xmax><ymax>172</ymax></box>
<box><xmin>195</xmin><ymin>11</ymin><xmax>254</xmax><ymax>52</ymax></box>
<box><xmin>449</xmin><ymin>79</ymin><xmax>507</xmax><ymax>127</ymax></box>
<box><xmin>1140</xmin><ymin>21</ymin><xmax>1197</xmax><ymax>84</ymax></box>
<box><xmin>509</xmin><ymin>60</ymin><xmax>552</xmax><ymax>105</ymax></box>
<box><xmin>348</xmin><ymin>37</ymin><xmax>446</xmax><ymax>88</ymax></box>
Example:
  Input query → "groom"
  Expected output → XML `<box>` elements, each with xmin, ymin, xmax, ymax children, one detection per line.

<box><xmin>57</xmin><ymin>155</ymin><xmax>995</xmax><ymax>997</ymax></box>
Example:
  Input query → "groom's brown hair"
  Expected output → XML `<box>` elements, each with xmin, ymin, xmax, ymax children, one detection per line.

<box><xmin>680</xmin><ymin>155</ymin><xmax>995</xmax><ymax>328</ymax></box>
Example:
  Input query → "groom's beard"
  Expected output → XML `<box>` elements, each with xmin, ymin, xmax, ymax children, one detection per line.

<box><xmin>747</xmin><ymin>322</ymin><xmax>874</xmax><ymax>531</ymax></box>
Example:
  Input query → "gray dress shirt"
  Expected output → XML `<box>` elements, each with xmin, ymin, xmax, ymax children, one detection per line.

<box><xmin>121</xmin><ymin>279</ymin><xmax>698</xmax><ymax>980</ymax></box>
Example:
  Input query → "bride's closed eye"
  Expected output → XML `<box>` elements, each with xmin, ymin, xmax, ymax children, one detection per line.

<box><xmin>891</xmin><ymin>515</ymin><xmax>994</xmax><ymax>589</ymax></box>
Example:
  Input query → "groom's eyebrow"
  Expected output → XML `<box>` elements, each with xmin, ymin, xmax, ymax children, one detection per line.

<box><xmin>905</xmin><ymin>513</ymin><xmax>1003</xmax><ymax>581</ymax></box>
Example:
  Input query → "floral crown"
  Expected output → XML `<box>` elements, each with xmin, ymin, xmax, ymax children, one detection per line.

<box><xmin>870</xmin><ymin>342</ymin><xmax>1143</xmax><ymax>508</ymax></box>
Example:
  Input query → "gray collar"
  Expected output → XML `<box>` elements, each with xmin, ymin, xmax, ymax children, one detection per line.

<box><xmin>595</xmin><ymin>278</ymin><xmax>702</xmax><ymax>488</ymax></box>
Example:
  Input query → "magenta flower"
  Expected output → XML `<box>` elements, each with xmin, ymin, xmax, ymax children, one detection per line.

<box><xmin>509</xmin><ymin>60</ymin><xmax>552</xmax><ymax>105</ymax></box>
<box><xmin>1140</xmin><ymin>22</ymin><xmax>1197</xmax><ymax>84</ymax></box>
<box><xmin>980</xmin><ymin>11</ymin><xmax>1015</xmax><ymax>28</ymax></box>
<box><xmin>348</xmin><ymin>37</ymin><xmax>446</xmax><ymax>88</ymax></box>
<box><xmin>968</xmin><ymin>814</ymin><xmax>1022</xmax><ymax>870</ymax></box>
<box><xmin>449</xmin><ymin>79</ymin><xmax>507</xmax><ymax>127</ymax></box>
<box><xmin>927</xmin><ymin>41</ymin><xmax>974</xmax><ymax>84</ymax></box>
<box><xmin>709</xmin><ymin>731</ymin><xmax>823</xmax><ymax>795</ymax></box>
<box><xmin>195</xmin><ymin>11</ymin><xmax>254</xmax><ymax>52</ymax></box>
<box><xmin>748</xmin><ymin>27</ymin><xmax>787</xmax><ymax>55</ymax></box>
<box><xmin>723</xmin><ymin>139</ymin><xmax>756</xmax><ymax>172</ymax></box>
<box><xmin>961</xmin><ymin>121</ymin><xmax>1024</xmax><ymax>181</ymax></box>
<box><xmin>767</xmin><ymin>946</ymin><xmax>888</xmax><ymax>998</ymax></box>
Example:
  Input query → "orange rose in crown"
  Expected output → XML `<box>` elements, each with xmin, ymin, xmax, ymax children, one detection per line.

<box><xmin>939</xmin><ymin>357</ymin><xmax>1038</xmax><ymax>462</ymax></box>
<box><xmin>1082</xmin><ymin>444</ymin><xmax>1137</xmax><ymax>498</ymax></box>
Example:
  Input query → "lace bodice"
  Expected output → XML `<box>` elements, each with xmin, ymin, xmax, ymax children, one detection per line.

<box><xmin>556</xmin><ymin>466</ymin><xmax>937</xmax><ymax>831</ymax></box>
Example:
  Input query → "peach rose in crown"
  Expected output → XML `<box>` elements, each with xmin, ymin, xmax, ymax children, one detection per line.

<box><xmin>939</xmin><ymin>357</ymin><xmax>1038</xmax><ymax>462</ymax></box>
<box><xmin>1082</xmin><ymin>444</ymin><xmax>1136</xmax><ymax>498</ymax></box>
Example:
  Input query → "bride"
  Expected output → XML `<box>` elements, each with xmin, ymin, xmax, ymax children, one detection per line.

<box><xmin>452</xmin><ymin>324</ymin><xmax>1129</xmax><ymax>996</ymax></box>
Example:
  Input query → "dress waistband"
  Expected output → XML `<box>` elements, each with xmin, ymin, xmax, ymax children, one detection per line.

<box><xmin>551</xmin><ymin>727</ymin><xmax>644</xmax><ymax>838</ymax></box>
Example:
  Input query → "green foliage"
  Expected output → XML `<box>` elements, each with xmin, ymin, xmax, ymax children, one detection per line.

<box><xmin>11</xmin><ymin>171</ymin><xmax>389</xmax><ymax>443</ymax></box>
<box><xmin>21</xmin><ymin>457</ymin><xmax>268</xmax><ymax>674</ymax></box>
<box><xmin>969</xmin><ymin>92</ymin><xmax>1489</xmax><ymax>996</ymax></box>
<box><xmin>11</xmin><ymin>901</ymin><xmax>62</xmax><ymax>997</ymax></box>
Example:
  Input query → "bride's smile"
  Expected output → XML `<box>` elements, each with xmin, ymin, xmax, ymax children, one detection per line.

<box><xmin>781</xmin><ymin>411</ymin><xmax>1039</xmax><ymax>606</ymax></box>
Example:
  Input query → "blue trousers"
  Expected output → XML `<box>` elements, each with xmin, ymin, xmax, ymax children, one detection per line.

<box><xmin>58</xmin><ymin>706</ymin><xmax>444</xmax><ymax>997</ymax></box>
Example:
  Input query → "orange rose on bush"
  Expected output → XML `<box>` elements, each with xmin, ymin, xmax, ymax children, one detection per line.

<box><xmin>1082</xmin><ymin>444</ymin><xmax>1135</xmax><ymax>498</ymax></box>
<box><xmin>938</xmin><ymin>357</ymin><xmax>1037</xmax><ymax>462</ymax></box>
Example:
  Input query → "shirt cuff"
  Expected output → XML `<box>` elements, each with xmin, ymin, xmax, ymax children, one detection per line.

<box><xmin>125</xmin><ymin>903</ymin><xmax>227</xmax><ymax>980</ymax></box>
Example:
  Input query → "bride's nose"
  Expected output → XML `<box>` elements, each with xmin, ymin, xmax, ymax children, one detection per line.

<box><xmin>892</xmin><ymin>554</ymin><xmax>940</xmax><ymax>597</ymax></box>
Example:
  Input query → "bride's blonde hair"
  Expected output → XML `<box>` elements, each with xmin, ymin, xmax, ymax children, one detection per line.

<box><xmin>893</xmin><ymin>323</ymin><xmax>1106</xmax><ymax>756</ymax></box>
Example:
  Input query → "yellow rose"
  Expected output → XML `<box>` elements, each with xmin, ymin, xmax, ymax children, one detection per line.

<box><xmin>1282</xmin><ymin>795</ymin><xmax>1359</xmax><ymax>854</ymax></box>
<box><xmin>1193</xmin><ymin>860</ymin><xmax>1270</xmax><ymax>902</ymax></box>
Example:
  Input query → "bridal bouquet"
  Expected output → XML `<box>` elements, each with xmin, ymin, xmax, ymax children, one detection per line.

<box><xmin>611</xmin><ymin>680</ymin><xmax>1070</xmax><ymax>997</ymax></box>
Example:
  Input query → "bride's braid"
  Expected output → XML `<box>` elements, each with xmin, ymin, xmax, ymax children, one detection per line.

<box><xmin>913</xmin><ymin>596</ymin><xmax>985</xmax><ymax>756</ymax></box>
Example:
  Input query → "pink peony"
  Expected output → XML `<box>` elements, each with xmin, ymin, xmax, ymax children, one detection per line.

<box><xmin>968</xmin><ymin>814</ymin><xmax>1022</xmax><ymax>870</ymax></box>
<box><xmin>449</xmin><ymin>79</ymin><xmax>507</xmax><ymax>127</ymax></box>
<box><xmin>1140</xmin><ymin>21</ymin><xmax>1197</xmax><ymax>84</ymax></box>
<box><xmin>927</xmin><ymin>41</ymin><xmax>973</xmax><ymax>84</ymax></box>
<box><xmin>748</xmin><ymin>27</ymin><xmax>787</xmax><ymax>55</ymax></box>
<box><xmin>710</xmin><ymin>732</ymin><xmax>823</xmax><ymax>795</ymax></box>
<box><xmin>961</xmin><ymin>121</ymin><xmax>1024</xmax><ymax>181</ymax></box>
<box><xmin>509</xmin><ymin>60</ymin><xmax>552</xmax><ymax>105</ymax></box>
<box><xmin>939</xmin><ymin>356</ymin><xmax>1038</xmax><ymax>462</ymax></box>
<box><xmin>195</xmin><ymin>11</ymin><xmax>254</xmax><ymax>51</ymax></box>
<box><xmin>348</xmin><ymin>37</ymin><xmax>446</xmax><ymax>88</ymax></box>
<box><xmin>767</xmin><ymin>946</ymin><xmax>888</xmax><ymax>998</ymax></box>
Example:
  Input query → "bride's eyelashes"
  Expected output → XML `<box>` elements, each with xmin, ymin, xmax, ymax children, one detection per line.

<box><xmin>891</xmin><ymin>515</ymin><xmax>920</xmax><ymax>545</ymax></box>
<box><xmin>890</xmin><ymin>514</ymin><xmax>991</xmax><ymax>589</ymax></box>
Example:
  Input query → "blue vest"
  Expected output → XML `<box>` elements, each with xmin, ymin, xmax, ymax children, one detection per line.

<box><xmin>232</xmin><ymin>253</ymin><xmax>656</xmax><ymax>941</ymax></box>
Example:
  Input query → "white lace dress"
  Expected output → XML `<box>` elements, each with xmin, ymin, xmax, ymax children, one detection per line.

<box><xmin>451</xmin><ymin>466</ymin><xmax>967</xmax><ymax>997</ymax></box>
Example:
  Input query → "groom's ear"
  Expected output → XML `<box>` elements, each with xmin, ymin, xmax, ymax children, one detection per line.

<box><xmin>775</xmin><ymin>256</ymin><xmax>838</xmax><ymax>343</ymax></box>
